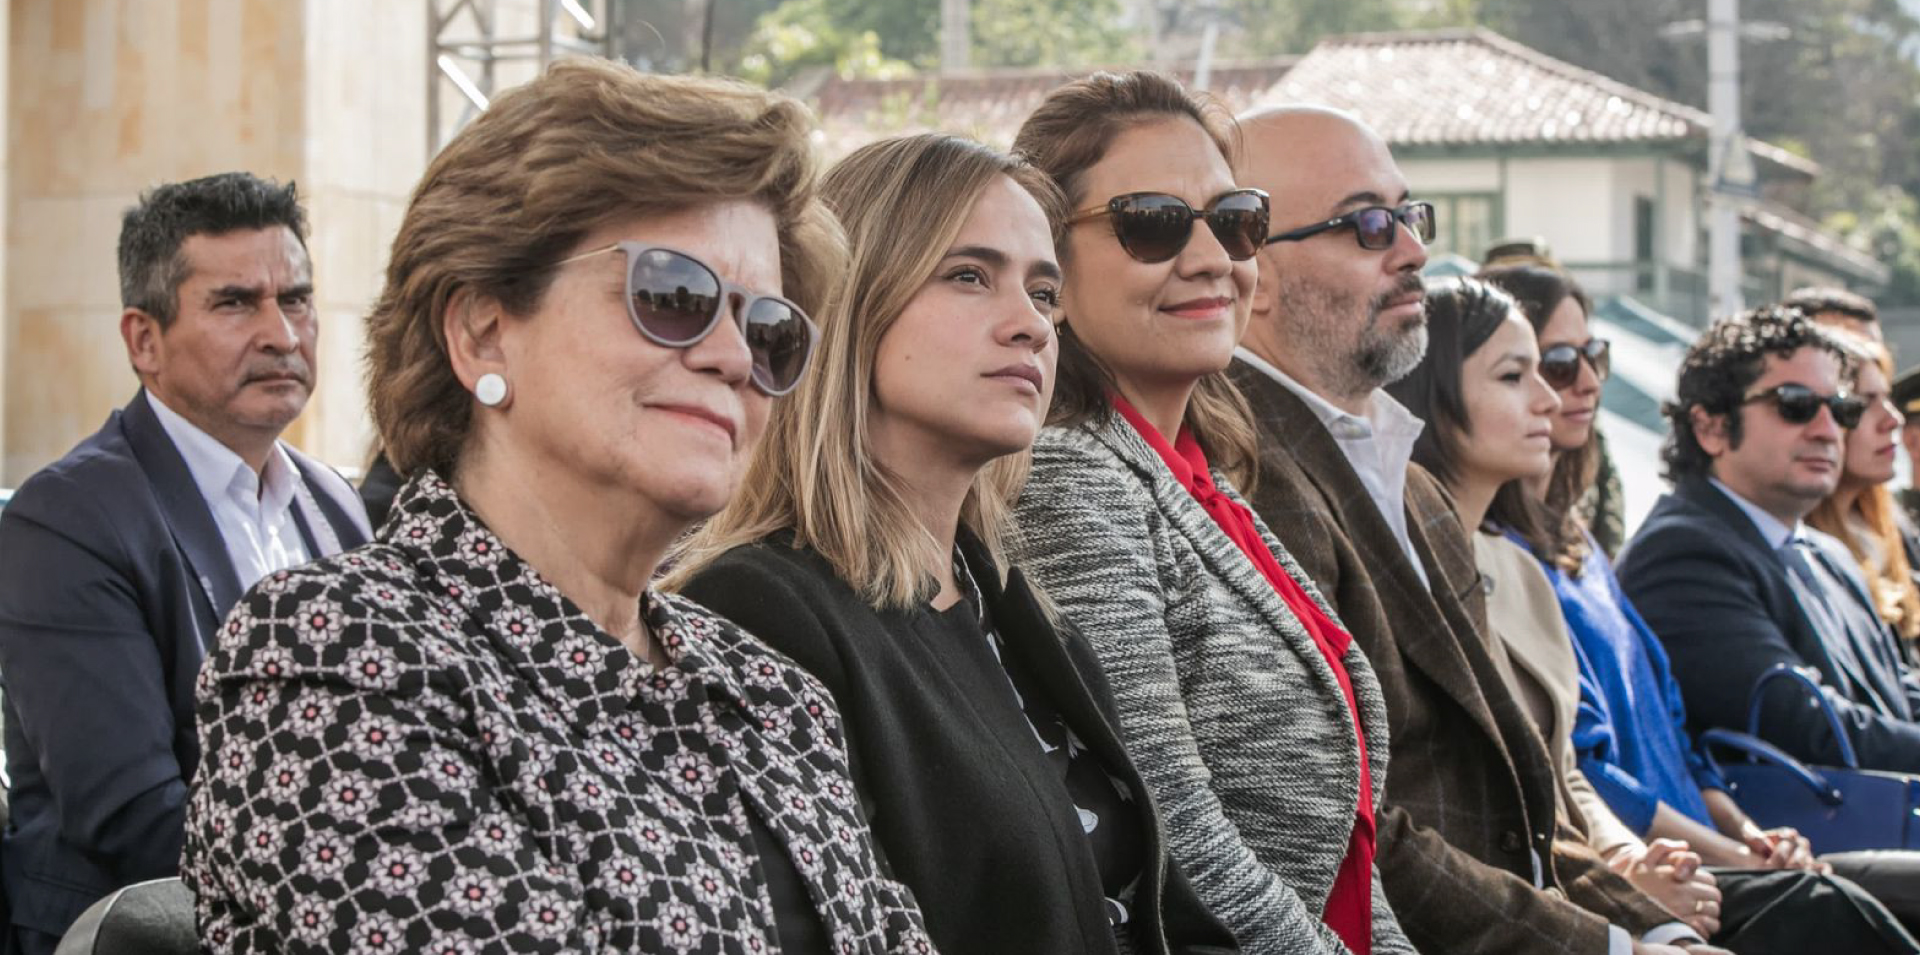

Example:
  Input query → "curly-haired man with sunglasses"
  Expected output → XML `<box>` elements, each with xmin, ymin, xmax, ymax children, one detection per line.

<box><xmin>1620</xmin><ymin>307</ymin><xmax>1920</xmax><ymax>780</ymax></box>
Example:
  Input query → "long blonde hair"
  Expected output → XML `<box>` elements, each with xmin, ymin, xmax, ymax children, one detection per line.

<box><xmin>664</xmin><ymin>134</ymin><xmax>1068</xmax><ymax>609</ymax></box>
<box><xmin>1806</xmin><ymin>334</ymin><xmax>1920</xmax><ymax>641</ymax></box>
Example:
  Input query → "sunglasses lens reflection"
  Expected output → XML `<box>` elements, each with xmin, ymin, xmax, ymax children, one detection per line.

<box><xmin>1407</xmin><ymin>203</ymin><xmax>1437</xmax><ymax>244</ymax></box>
<box><xmin>744</xmin><ymin>297</ymin><xmax>814</xmax><ymax>395</ymax></box>
<box><xmin>629</xmin><ymin>249</ymin><xmax>721</xmax><ymax>344</ymax></box>
<box><xmin>1588</xmin><ymin>339</ymin><xmax>1611</xmax><ymax>381</ymax></box>
<box><xmin>1540</xmin><ymin>347</ymin><xmax>1580</xmax><ymax>389</ymax></box>
<box><xmin>1834</xmin><ymin>397</ymin><xmax>1867</xmax><ymax>428</ymax></box>
<box><xmin>1354</xmin><ymin>208</ymin><xmax>1398</xmax><ymax>250</ymax></box>
<box><xmin>1112</xmin><ymin>196</ymin><xmax>1191</xmax><ymax>264</ymax></box>
<box><xmin>1209</xmin><ymin>193</ymin><xmax>1268</xmax><ymax>260</ymax></box>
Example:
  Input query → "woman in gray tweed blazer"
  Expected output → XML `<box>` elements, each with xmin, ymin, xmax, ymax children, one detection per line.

<box><xmin>1007</xmin><ymin>72</ymin><xmax>1415</xmax><ymax>955</ymax></box>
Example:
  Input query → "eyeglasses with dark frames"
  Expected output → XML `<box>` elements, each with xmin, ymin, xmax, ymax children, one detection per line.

<box><xmin>1067</xmin><ymin>189</ymin><xmax>1270</xmax><ymax>264</ymax></box>
<box><xmin>1265</xmin><ymin>201</ymin><xmax>1437</xmax><ymax>251</ymax></box>
<box><xmin>1740</xmin><ymin>383</ymin><xmax>1866</xmax><ymax>429</ymax></box>
<box><xmin>1539</xmin><ymin>339</ymin><xmax>1611</xmax><ymax>390</ymax></box>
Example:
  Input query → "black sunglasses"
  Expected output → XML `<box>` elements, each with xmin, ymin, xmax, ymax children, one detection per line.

<box><xmin>1741</xmin><ymin>383</ymin><xmax>1866</xmax><ymax>429</ymax></box>
<box><xmin>1266</xmin><ymin>201</ymin><xmax>1437</xmax><ymax>251</ymax></box>
<box><xmin>1539</xmin><ymin>339</ymin><xmax>1611</xmax><ymax>390</ymax></box>
<box><xmin>555</xmin><ymin>242</ymin><xmax>819</xmax><ymax>396</ymax></box>
<box><xmin>1068</xmin><ymin>189</ymin><xmax>1270</xmax><ymax>264</ymax></box>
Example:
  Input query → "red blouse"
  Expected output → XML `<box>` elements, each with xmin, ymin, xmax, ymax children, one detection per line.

<box><xmin>1113</xmin><ymin>395</ymin><xmax>1376</xmax><ymax>955</ymax></box>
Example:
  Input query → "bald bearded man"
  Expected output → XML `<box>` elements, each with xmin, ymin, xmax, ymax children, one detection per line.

<box><xmin>1224</xmin><ymin>105</ymin><xmax>1911</xmax><ymax>955</ymax></box>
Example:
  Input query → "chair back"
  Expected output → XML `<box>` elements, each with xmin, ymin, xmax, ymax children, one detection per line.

<box><xmin>52</xmin><ymin>878</ymin><xmax>195</xmax><ymax>955</ymax></box>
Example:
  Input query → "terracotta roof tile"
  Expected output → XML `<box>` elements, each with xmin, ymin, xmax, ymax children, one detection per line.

<box><xmin>1261</xmin><ymin>28</ymin><xmax>1818</xmax><ymax>177</ymax></box>
<box><xmin>809</xmin><ymin>60</ymin><xmax>1297</xmax><ymax>156</ymax></box>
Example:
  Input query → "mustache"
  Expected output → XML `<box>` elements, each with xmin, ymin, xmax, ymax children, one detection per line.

<box><xmin>244</xmin><ymin>359</ymin><xmax>311</xmax><ymax>386</ymax></box>
<box><xmin>1368</xmin><ymin>273</ymin><xmax>1428</xmax><ymax>318</ymax></box>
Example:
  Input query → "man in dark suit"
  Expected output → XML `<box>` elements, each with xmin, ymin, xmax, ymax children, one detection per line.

<box><xmin>1619</xmin><ymin>307</ymin><xmax>1920</xmax><ymax>773</ymax></box>
<box><xmin>0</xmin><ymin>173</ymin><xmax>371</xmax><ymax>952</ymax></box>
<box><xmin>1232</xmin><ymin>104</ymin><xmax>1717</xmax><ymax>955</ymax></box>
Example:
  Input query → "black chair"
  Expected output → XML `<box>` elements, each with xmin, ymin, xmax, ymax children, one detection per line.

<box><xmin>51</xmin><ymin>879</ymin><xmax>194</xmax><ymax>955</ymax></box>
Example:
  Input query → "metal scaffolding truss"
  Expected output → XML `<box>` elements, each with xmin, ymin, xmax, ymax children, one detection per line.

<box><xmin>428</xmin><ymin>0</ymin><xmax>617</xmax><ymax>153</ymax></box>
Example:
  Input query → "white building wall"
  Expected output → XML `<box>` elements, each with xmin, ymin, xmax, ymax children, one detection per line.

<box><xmin>1500</xmin><ymin>157</ymin><xmax>1623</xmax><ymax>263</ymax></box>
<box><xmin>1398</xmin><ymin>157</ymin><xmax>1502</xmax><ymax>193</ymax></box>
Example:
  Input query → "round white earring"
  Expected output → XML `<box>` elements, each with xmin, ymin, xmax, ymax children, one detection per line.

<box><xmin>474</xmin><ymin>372</ymin><xmax>509</xmax><ymax>407</ymax></box>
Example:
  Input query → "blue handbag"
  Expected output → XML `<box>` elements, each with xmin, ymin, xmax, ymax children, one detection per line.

<box><xmin>1700</xmin><ymin>663</ymin><xmax>1920</xmax><ymax>852</ymax></box>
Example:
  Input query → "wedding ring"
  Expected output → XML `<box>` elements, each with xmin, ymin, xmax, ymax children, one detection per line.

<box><xmin>1694</xmin><ymin>899</ymin><xmax>1705</xmax><ymax>914</ymax></box>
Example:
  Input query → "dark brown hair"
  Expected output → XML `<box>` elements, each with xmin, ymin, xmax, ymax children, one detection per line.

<box><xmin>1478</xmin><ymin>263</ymin><xmax>1595</xmax><ymax>573</ymax></box>
<box><xmin>1385</xmin><ymin>278</ymin><xmax>1552</xmax><ymax>548</ymax></box>
<box><xmin>1010</xmin><ymin>69</ymin><xmax>1257</xmax><ymax>488</ymax></box>
<box><xmin>1663</xmin><ymin>306</ymin><xmax>1855</xmax><ymax>483</ymax></box>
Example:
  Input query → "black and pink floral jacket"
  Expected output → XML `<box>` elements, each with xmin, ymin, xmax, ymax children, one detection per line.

<box><xmin>182</xmin><ymin>472</ymin><xmax>934</xmax><ymax>954</ymax></box>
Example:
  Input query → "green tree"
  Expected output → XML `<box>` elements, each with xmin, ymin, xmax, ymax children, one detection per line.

<box><xmin>731</xmin><ymin>0</ymin><xmax>916</xmax><ymax>87</ymax></box>
<box><xmin>970</xmin><ymin>0</ymin><xmax>1141</xmax><ymax>68</ymax></box>
<box><xmin>1473</xmin><ymin>0</ymin><xmax>1920</xmax><ymax>307</ymax></box>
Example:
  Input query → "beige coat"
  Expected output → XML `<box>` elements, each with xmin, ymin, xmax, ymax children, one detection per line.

<box><xmin>1475</xmin><ymin>532</ymin><xmax>1643</xmax><ymax>858</ymax></box>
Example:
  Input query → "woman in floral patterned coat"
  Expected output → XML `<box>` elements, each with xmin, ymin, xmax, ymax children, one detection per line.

<box><xmin>179</xmin><ymin>59</ymin><xmax>933</xmax><ymax>954</ymax></box>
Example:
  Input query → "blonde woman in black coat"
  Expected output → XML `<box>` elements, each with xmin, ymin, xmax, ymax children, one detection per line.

<box><xmin>669</xmin><ymin>133</ymin><xmax>1237</xmax><ymax>955</ymax></box>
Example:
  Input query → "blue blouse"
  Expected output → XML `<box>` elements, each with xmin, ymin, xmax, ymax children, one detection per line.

<box><xmin>1530</xmin><ymin>534</ymin><xmax>1727</xmax><ymax>834</ymax></box>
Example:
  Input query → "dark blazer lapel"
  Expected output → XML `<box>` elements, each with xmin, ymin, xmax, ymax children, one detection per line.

<box><xmin>1675</xmin><ymin>477</ymin><xmax>1893</xmax><ymax>709</ymax></box>
<box><xmin>987</xmin><ymin>565</ymin><xmax>1127</xmax><ymax>768</ymax></box>
<box><xmin>290</xmin><ymin>453</ymin><xmax>371</xmax><ymax>550</ymax></box>
<box><xmin>119</xmin><ymin>389</ymin><xmax>244</xmax><ymax>627</ymax></box>
<box><xmin>1674</xmin><ymin>476</ymin><xmax>1786</xmax><ymax>563</ymax></box>
<box><xmin>1240</xmin><ymin>370</ymin><xmax>1512</xmax><ymax>750</ymax></box>
<box><xmin>1803</xmin><ymin>541</ymin><xmax>1908</xmax><ymax>718</ymax></box>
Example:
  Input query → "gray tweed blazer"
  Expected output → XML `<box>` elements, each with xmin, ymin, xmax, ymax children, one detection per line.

<box><xmin>1011</xmin><ymin>416</ymin><xmax>1415</xmax><ymax>955</ymax></box>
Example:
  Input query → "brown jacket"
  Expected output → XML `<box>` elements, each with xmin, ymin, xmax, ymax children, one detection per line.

<box><xmin>1229</xmin><ymin>360</ymin><xmax>1673</xmax><ymax>955</ymax></box>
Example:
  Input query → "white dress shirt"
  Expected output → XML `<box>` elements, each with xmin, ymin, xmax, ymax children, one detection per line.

<box><xmin>1234</xmin><ymin>347</ymin><xmax>1431</xmax><ymax>588</ymax></box>
<box><xmin>147</xmin><ymin>393</ymin><xmax>323</xmax><ymax>589</ymax></box>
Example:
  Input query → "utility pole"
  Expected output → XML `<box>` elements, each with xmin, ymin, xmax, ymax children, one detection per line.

<box><xmin>1191</xmin><ymin>1</ymin><xmax>1224</xmax><ymax>90</ymax></box>
<box><xmin>941</xmin><ymin>0</ymin><xmax>971</xmax><ymax>73</ymax></box>
<box><xmin>1705</xmin><ymin>0</ymin><xmax>1753</xmax><ymax>317</ymax></box>
<box><xmin>1665</xmin><ymin>1</ymin><xmax>1786</xmax><ymax>320</ymax></box>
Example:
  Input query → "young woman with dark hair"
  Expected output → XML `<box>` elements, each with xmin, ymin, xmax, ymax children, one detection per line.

<box><xmin>1390</xmin><ymin>278</ymin><xmax>1920</xmax><ymax>954</ymax></box>
<box><xmin>1007</xmin><ymin>69</ymin><xmax>1412</xmax><ymax>955</ymax></box>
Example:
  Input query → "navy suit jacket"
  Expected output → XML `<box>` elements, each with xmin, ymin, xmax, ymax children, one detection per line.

<box><xmin>1617</xmin><ymin>475</ymin><xmax>1920</xmax><ymax>774</ymax></box>
<box><xmin>0</xmin><ymin>390</ymin><xmax>369</xmax><ymax>939</ymax></box>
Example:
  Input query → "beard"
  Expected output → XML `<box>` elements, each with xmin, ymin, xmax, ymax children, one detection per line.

<box><xmin>1276</xmin><ymin>270</ymin><xmax>1429</xmax><ymax>399</ymax></box>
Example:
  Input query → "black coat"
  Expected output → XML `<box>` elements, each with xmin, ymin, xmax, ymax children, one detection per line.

<box><xmin>680</xmin><ymin>535</ymin><xmax>1237</xmax><ymax>955</ymax></box>
<box><xmin>1619</xmin><ymin>475</ymin><xmax>1920</xmax><ymax>772</ymax></box>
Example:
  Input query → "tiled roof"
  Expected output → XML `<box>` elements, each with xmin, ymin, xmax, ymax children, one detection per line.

<box><xmin>807</xmin><ymin>60</ymin><xmax>1297</xmax><ymax>156</ymax></box>
<box><xmin>1745</xmin><ymin>202</ymin><xmax>1891</xmax><ymax>284</ymax></box>
<box><xmin>1260</xmin><ymin>28</ymin><xmax>1819</xmax><ymax>178</ymax></box>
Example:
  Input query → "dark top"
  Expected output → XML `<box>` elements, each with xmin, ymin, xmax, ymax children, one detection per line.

<box><xmin>746</xmin><ymin>804</ymin><xmax>831</xmax><ymax>954</ymax></box>
<box><xmin>0</xmin><ymin>390</ymin><xmax>368</xmax><ymax>945</ymax></box>
<box><xmin>680</xmin><ymin>534</ymin><xmax>1239</xmax><ymax>955</ymax></box>
<box><xmin>949</xmin><ymin>547</ymin><xmax>1146</xmax><ymax>920</ymax></box>
<box><xmin>1619</xmin><ymin>475</ymin><xmax>1920</xmax><ymax>773</ymax></box>
<box><xmin>181</xmin><ymin>474</ymin><xmax>932</xmax><ymax>952</ymax></box>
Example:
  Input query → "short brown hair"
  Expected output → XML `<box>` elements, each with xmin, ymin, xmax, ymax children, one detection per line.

<box><xmin>367</xmin><ymin>58</ymin><xmax>843</xmax><ymax>477</ymax></box>
<box><xmin>1011</xmin><ymin>70</ymin><xmax>1258</xmax><ymax>488</ymax></box>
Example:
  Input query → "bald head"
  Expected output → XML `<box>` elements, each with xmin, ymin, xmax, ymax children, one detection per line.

<box><xmin>1232</xmin><ymin>104</ymin><xmax>1429</xmax><ymax>413</ymax></box>
<box><xmin>1236</xmin><ymin>105</ymin><xmax>1407</xmax><ymax>228</ymax></box>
